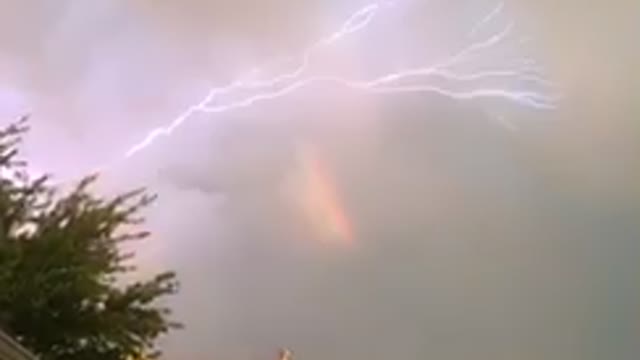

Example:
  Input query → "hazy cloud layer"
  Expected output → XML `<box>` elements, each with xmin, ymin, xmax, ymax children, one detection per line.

<box><xmin>1</xmin><ymin>1</ymin><xmax>638</xmax><ymax>359</ymax></box>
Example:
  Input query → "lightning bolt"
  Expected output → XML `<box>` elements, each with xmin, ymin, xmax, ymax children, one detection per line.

<box><xmin>468</xmin><ymin>1</ymin><xmax>505</xmax><ymax>37</ymax></box>
<box><xmin>123</xmin><ymin>2</ymin><xmax>388</xmax><ymax>158</ymax></box>
<box><xmin>114</xmin><ymin>1</ymin><xmax>557</xmax><ymax>164</ymax></box>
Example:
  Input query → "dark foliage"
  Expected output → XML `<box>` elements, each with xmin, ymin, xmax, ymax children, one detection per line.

<box><xmin>0</xmin><ymin>118</ymin><xmax>180</xmax><ymax>360</ymax></box>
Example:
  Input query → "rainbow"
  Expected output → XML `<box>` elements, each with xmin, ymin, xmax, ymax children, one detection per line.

<box><xmin>296</xmin><ymin>144</ymin><xmax>354</xmax><ymax>244</ymax></box>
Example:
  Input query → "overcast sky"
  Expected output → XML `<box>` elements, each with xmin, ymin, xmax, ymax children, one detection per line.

<box><xmin>0</xmin><ymin>0</ymin><xmax>638</xmax><ymax>359</ymax></box>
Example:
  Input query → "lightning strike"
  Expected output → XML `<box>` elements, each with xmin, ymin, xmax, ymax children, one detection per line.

<box><xmin>124</xmin><ymin>2</ymin><xmax>387</xmax><ymax>158</ymax></box>
<box><xmin>123</xmin><ymin>1</ymin><xmax>557</xmax><ymax>159</ymax></box>
<box><xmin>469</xmin><ymin>1</ymin><xmax>506</xmax><ymax>37</ymax></box>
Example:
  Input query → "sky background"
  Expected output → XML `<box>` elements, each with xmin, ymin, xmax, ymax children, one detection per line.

<box><xmin>0</xmin><ymin>0</ymin><xmax>639</xmax><ymax>359</ymax></box>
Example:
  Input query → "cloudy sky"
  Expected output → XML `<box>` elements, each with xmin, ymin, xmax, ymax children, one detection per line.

<box><xmin>0</xmin><ymin>0</ymin><xmax>638</xmax><ymax>359</ymax></box>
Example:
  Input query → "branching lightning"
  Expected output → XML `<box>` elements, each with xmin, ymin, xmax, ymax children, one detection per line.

<box><xmin>121</xmin><ymin>1</ymin><xmax>557</xmax><ymax>160</ymax></box>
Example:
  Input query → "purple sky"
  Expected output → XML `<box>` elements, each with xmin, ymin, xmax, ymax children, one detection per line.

<box><xmin>0</xmin><ymin>1</ymin><xmax>638</xmax><ymax>359</ymax></box>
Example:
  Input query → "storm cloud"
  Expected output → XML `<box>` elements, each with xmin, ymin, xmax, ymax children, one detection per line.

<box><xmin>0</xmin><ymin>0</ymin><xmax>638</xmax><ymax>359</ymax></box>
